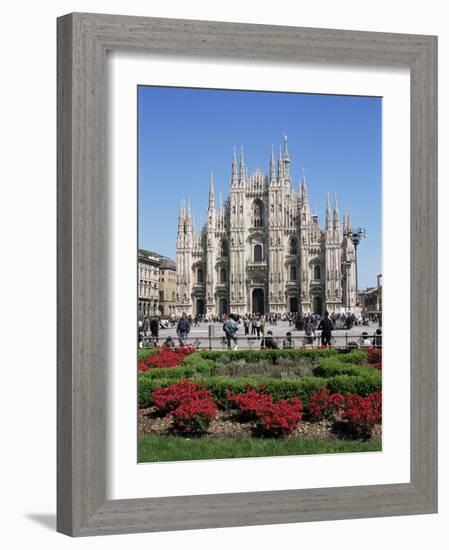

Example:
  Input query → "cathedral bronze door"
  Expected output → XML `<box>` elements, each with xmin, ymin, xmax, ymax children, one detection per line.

<box><xmin>218</xmin><ymin>298</ymin><xmax>228</xmax><ymax>314</ymax></box>
<box><xmin>196</xmin><ymin>299</ymin><xmax>205</xmax><ymax>315</ymax></box>
<box><xmin>252</xmin><ymin>288</ymin><xmax>265</xmax><ymax>314</ymax></box>
<box><xmin>313</xmin><ymin>296</ymin><xmax>323</xmax><ymax>315</ymax></box>
<box><xmin>289</xmin><ymin>297</ymin><xmax>299</xmax><ymax>313</ymax></box>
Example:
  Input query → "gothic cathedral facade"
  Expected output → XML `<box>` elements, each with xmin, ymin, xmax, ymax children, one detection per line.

<box><xmin>176</xmin><ymin>136</ymin><xmax>357</xmax><ymax>316</ymax></box>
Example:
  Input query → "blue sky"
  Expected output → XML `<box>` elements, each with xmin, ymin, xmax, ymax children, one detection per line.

<box><xmin>138</xmin><ymin>86</ymin><xmax>381</xmax><ymax>290</ymax></box>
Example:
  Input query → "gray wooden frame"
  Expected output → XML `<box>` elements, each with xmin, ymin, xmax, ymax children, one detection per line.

<box><xmin>57</xmin><ymin>12</ymin><xmax>438</xmax><ymax>537</ymax></box>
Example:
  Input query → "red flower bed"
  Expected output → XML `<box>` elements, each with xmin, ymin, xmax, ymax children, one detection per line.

<box><xmin>226</xmin><ymin>386</ymin><xmax>273</xmax><ymax>420</ymax></box>
<box><xmin>139</xmin><ymin>347</ymin><xmax>195</xmax><ymax>371</ymax></box>
<box><xmin>151</xmin><ymin>381</ymin><xmax>217</xmax><ymax>436</ymax></box>
<box><xmin>227</xmin><ymin>385</ymin><xmax>303</xmax><ymax>437</ymax></box>
<box><xmin>342</xmin><ymin>391</ymin><xmax>382</xmax><ymax>438</ymax></box>
<box><xmin>366</xmin><ymin>348</ymin><xmax>382</xmax><ymax>371</ymax></box>
<box><xmin>308</xmin><ymin>389</ymin><xmax>345</xmax><ymax>421</ymax></box>
<box><xmin>255</xmin><ymin>397</ymin><xmax>303</xmax><ymax>437</ymax></box>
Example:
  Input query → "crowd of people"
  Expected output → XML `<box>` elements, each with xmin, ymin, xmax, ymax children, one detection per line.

<box><xmin>138</xmin><ymin>310</ymin><xmax>382</xmax><ymax>351</ymax></box>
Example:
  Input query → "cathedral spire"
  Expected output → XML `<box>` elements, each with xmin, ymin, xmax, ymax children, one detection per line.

<box><xmin>208</xmin><ymin>172</ymin><xmax>215</xmax><ymax>211</ymax></box>
<box><xmin>325</xmin><ymin>192</ymin><xmax>332</xmax><ymax>229</ymax></box>
<box><xmin>269</xmin><ymin>144</ymin><xmax>276</xmax><ymax>180</ymax></box>
<box><xmin>301</xmin><ymin>167</ymin><xmax>308</xmax><ymax>202</ymax></box>
<box><xmin>231</xmin><ymin>146</ymin><xmax>238</xmax><ymax>187</ymax></box>
<box><xmin>333</xmin><ymin>192</ymin><xmax>339</xmax><ymax>228</ymax></box>
<box><xmin>283</xmin><ymin>133</ymin><xmax>290</xmax><ymax>181</ymax></box>
<box><xmin>277</xmin><ymin>144</ymin><xmax>284</xmax><ymax>180</ymax></box>
<box><xmin>239</xmin><ymin>146</ymin><xmax>246</xmax><ymax>184</ymax></box>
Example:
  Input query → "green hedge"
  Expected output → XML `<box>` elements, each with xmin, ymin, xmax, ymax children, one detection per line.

<box><xmin>313</xmin><ymin>357</ymin><xmax>373</xmax><ymax>378</ymax></box>
<box><xmin>138</xmin><ymin>349</ymin><xmax>159</xmax><ymax>361</ymax></box>
<box><xmin>139</xmin><ymin>356</ymin><xmax>214</xmax><ymax>381</ymax></box>
<box><xmin>198</xmin><ymin>348</ymin><xmax>338</xmax><ymax>364</ymax></box>
<box><xmin>138</xmin><ymin>372</ymin><xmax>381</xmax><ymax>409</ymax></box>
<box><xmin>325</xmin><ymin>373</ymin><xmax>382</xmax><ymax>396</ymax></box>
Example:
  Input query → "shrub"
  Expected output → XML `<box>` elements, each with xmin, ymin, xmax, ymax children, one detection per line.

<box><xmin>151</xmin><ymin>380</ymin><xmax>212</xmax><ymax>414</ymax></box>
<box><xmin>139</xmin><ymin>347</ymin><xmax>196</xmax><ymax>371</ymax></box>
<box><xmin>254</xmin><ymin>397</ymin><xmax>303</xmax><ymax>437</ymax></box>
<box><xmin>335</xmin><ymin>349</ymin><xmax>367</xmax><ymax>365</ymax></box>
<box><xmin>227</xmin><ymin>385</ymin><xmax>304</xmax><ymax>437</ymax></box>
<box><xmin>341</xmin><ymin>391</ymin><xmax>382</xmax><ymax>438</ymax></box>
<box><xmin>325</xmin><ymin>373</ymin><xmax>382</xmax><ymax>396</ymax></box>
<box><xmin>226</xmin><ymin>385</ymin><xmax>274</xmax><ymax>420</ymax></box>
<box><xmin>313</xmin><ymin>358</ymin><xmax>373</xmax><ymax>378</ymax></box>
<box><xmin>151</xmin><ymin>380</ymin><xmax>217</xmax><ymax>436</ymax></box>
<box><xmin>169</xmin><ymin>394</ymin><xmax>217</xmax><ymax>436</ymax></box>
<box><xmin>366</xmin><ymin>348</ymin><xmax>382</xmax><ymax>371</ymax></box>
<box><xmin>307</xmin><ymin>389</ymin><xmax>345</xmax><ymax>421</ymax></box>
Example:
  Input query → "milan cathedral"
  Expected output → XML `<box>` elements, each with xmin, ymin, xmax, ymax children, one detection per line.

<box><xmin>176</xmin><ymin>136</ymin><xmax>358</xmax><ymax>316</ymax></box>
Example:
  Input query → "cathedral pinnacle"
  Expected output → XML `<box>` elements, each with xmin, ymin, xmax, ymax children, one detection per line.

<box><xmin>239</xmin><ymin>146</ymin><xmax>246</xmax><ymax>183</ymax></box>
<box><xmin>325</xmin><ymin>192</ymin><xmax>331</xmax><ymax>229</ymax></box>
<box><xmin>277</xmin><ymin>144</ymin><xmax>284</xmax><ymax>179</ymax></box>
<box><xmin>270</xmin><ymin>144</ymin><xmax>276</xmax><ymax>180</ymax></box>
<box><xmin>208</xmin><ymin>172</ymin><xmax>215</xmax><ymax>210</ymax></box>
<box><xmin>231</xmin><ymin>146</ymin><xmax>238</xmax><ymax>186</ymax></box>
<box><xmin>333</xmin><ymin>192</ymin><xmax>340</xmax><ymax>228</ymax></box>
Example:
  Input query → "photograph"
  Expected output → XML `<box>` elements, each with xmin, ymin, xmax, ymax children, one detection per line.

<box><xmin>137</xmin><ymin>85</ymin><xmax>383</xmax><ymax>462</ymax></box>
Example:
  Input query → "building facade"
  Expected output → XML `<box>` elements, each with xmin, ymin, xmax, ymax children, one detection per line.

<box><xmin>138</xmin><ymin>250</ymin><xmax>161</xmax><ymax>316</ymax></box>
<box><xmin>359</xmin><ymin>274</ymin><xmax>382</xmax><ymax>316</ymax></box>
<box><xmin>159</xmin><ymin>257</ymin><xmax>177</xmax><ymax>317</ymax></box>
<box><xmin>176</xmin><ymin>136</ymin><xmax>358</xmax><ymax>316</ymax></box>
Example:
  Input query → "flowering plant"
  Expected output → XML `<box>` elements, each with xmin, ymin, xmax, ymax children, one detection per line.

<box><xmin>366</xmin><ymin>348</ymin><xmax>382</xmax><ymax>371</ymax></box>
<box><xmin>254</xmin><ymin>397</ymin><xmax>303</xmax><ymax>437</ymax></box>
<box><xmin>308</xmin><ymin>389</ymin><xmax>345</xmax><ymax>421</ymax></box>
<box><xmin>342</xmin><ymin>391</ymin><xmax>382</xmax><ymax>438</ymax></box>
<box><xmin>151</xmin><ymin>380</ymin><xmax>217</xmax><ymax>436</ymax></box>
<box><xmin>227</xmin><ymin>385</ymin><xmax>303</xmax><ymax>437</ymax></box>
<box><xmin>138</xmin><ymin>346</ymin><xmax>195</xmax><ymax>371</ymax></box>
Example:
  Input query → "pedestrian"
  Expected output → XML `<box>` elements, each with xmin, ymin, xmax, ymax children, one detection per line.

<box><xmin>163</xmin><ymin>335</ymin><xmax>175</xmax><ymax>349</ymax></box>
<box><xmin>223</xmin><ymin>313</ymin><xmax>239</xmax><ymax>350</ymax></box>
<box><xmin>255</xmin><ymin>317</ymin><xmax>261</xmax><ymax>339</ymax></box>
<box><xmin>282</xmin><ymin>331</ymin><xmax>295</xmax><ymax>349</ymax></box>
<box><xmin>150</xmin><ymin>315</ymin><xmax>160</xmax><ymax>345</ymax></box>
<box><xmin>261</xmin><ymin>330</ymin><xmax>278</xmax><ymax>349</ymax></box>
<box><xmin>304</xmin><ymin>319</ymin><xmax>315</xmax><ymax>345</ymax></box>
<box><xmin>243</xmin><ymin>317</ymin><xmax>250</xmax><ymax>335</ymax></box>
<box><xmin>373</xmin><ymin>328</ymin><xmax>382</xmax><ymax>348</ymax></box>
<box><xmin>176</xmin><ymin>312</ymin><xmax>190</xmax><ymax>346</ymax></box>
<box><xmin>359</xmin><ymin>331</ymin><xmax>371</xmax><ymax>347</ymax></box>
<box><xmin>318</xmin><ymin>311</ymin><xmax>334</xmax><ymax>347</ymax></box>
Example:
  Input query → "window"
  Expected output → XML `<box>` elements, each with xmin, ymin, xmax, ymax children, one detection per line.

<box><xmin>289</xmin><ymin>238</ymin><xmax>298</xmax><ymax>255</ymax></box>
<box><xmin>220</xmin><ymin>240</ymin><xmax>228</xmax><ymax>257</ymax></box>
<box><xmin>290</xmin><ymin>265</ymin><xmax>297</xmax><ymax>281</ymax></box>
<box><xmin>314</xmin><ymin>265</ymin><xmax>321</xmax><ymax>280</ymax></box>
<box><xmin>253</xmin><ymin>200</ymin><xmax>264</xmax><ymax>228</ymax></box>
<box><xmin>197</xmin><ymin>268</ymin><xmax>204</xmax><ymax>283</ymax></box>
<box><xmin>254</xmin><ymin>244</ymin><xmax>263</xmax><ymax>261</ymax></box>
<box><xmin>220</xmin><ymin>267</ymin><xmax>227</xmax><ymax>283</ymax></box>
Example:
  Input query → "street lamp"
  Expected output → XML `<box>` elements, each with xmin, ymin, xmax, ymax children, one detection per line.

<box><xmin>344</xmin><ymin>226</ymin><xmax>366</xmax><ymax>303</ymax></box>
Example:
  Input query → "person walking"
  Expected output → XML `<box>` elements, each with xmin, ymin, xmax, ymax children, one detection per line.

<box><xmin>150</xmin><ymin>315</ymin><xmax>160</xmax><ymax>346</ymax></box>
<box><xmin>283</xmin><ymin>331</ymin><xmax>295</xmax><ymax>349</ymax></box>
<box><xmin>243</xmin><ymin>317</ymin><xmax>250</xmax><ymax>336</ymax></box>
<box><xmin>176</xmin><ymin>313</ymin><xmax>190</xmax><ymax>346</ymax></box>
<box><xmin>255</xmin><ymin>317</ymin><xmax>261</xmax><ymax>339</ymax></box>
<box><xmin>261</xmin><ymin>330</ymin><xmax>278</xmax><ymax>349</ymax></box>
<box><xmin>223</xmin><ymin>314</ymin><xmax>239</xmax><ymax>350</ymax></box>
<box><xmin>318</xmin><ymin>311</ymin><xmax>334</xmax><ymax>347</ymax></box>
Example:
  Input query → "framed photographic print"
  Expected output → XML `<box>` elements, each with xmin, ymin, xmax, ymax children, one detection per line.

<box><xmin>57</xmin><ymin>13</ymin><xmax>437</xmax><ymax>536</ymax></box>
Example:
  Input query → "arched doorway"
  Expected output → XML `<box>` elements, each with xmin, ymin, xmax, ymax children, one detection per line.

<box><xmin>312</xmin><ymin>296</ymin><xmax>323</xmax><ymax>315</ymax></box>
<box><xmin>218</xmin><ymin>298</ymin><xmax>228</xmax><ymax>314</ymax></box>
<box><xmin>196</xmin><ymin>299</ymin><xmax>205</xmax><ymax>315</ymax></box>
<box><xmin>289</xmin><ymin>297</ymin><xmax>298</xmax><ymax>313</ymax></box>
<box><xmin>252</xmin><ymin>288</ymin><xmax>265</xmax><ymax>314</ymax></box>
